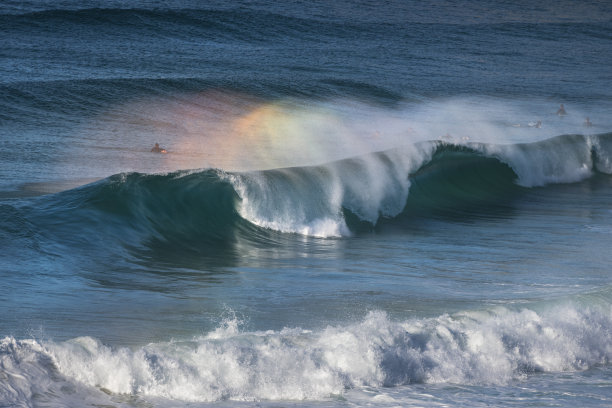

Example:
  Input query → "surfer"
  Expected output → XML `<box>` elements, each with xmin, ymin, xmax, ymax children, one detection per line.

<box><xmin>556</xmin><ymin>104</ymin><xmax>567</xmax><ymax>116</ymax></box>
<box><xmin>151</xmin><ymin>143</ymin><xmax>167</xmax><ymax>154</ymax></box>
<box><xmin>584</xmin><ymin>117</ymin><xmax>593</xmax><ymax>127</ymax></box>
<box><xmin>528</xmin><ymin>120</ymin><xmax>542</xmax><ymax>128</ymax></box>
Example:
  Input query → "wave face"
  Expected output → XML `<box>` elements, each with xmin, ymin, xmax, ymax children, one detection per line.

<box><xmin>1</xmin><ymin>298</ymin><xmax>611</xmax><ymax>406</ymax></box>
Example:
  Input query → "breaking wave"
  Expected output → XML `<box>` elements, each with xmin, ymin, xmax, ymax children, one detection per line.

<box><xmin>2</xmin><ymin>133</ymin><xmax>611</xmax><ymax>249</ymax></box>
<box><xmin>1</xmin><ymin>295</ymin><xmax>611</xmax><ymax>406</ymax></box>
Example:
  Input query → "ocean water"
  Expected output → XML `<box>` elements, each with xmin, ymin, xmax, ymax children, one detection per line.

<box><xmin>1</xmin><ymin>1</ymin><xmax>612</xmax><ymax>407</ymax></box>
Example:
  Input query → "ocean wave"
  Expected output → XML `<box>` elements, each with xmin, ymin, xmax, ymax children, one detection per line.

<box><xmin>3</xmin><ymin>133</ymin><xmax>611</xmax><ymax>247</ymax></box>
<box><xmin>1</xmin><ymin>298</ymin><xmax>610</xmax><ymax>405</ymax></box>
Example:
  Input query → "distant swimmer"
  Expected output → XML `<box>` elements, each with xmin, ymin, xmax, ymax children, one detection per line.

<box><xmin>556</xmin><ymin>104</ymin><xmax>567</xmax><ymax>116</ymax></box>
<box><xmin>151</xmin><ymin>143</ymin><xmax>167</xmax><ymax>154</ymax></box>
<box><xmin>584</xmin><ymin>117</ymin><xmax>593</xmax><ymax>127</ymax></box>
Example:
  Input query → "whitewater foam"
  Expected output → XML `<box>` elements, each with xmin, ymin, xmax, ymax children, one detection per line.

<box><xmin>1</xmin><ymin>302</ymin><xmax>610</xmax><ymax>406</ymax></box>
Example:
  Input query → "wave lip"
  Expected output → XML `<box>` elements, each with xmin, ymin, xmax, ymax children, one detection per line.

<box><xmin>1</xmin><ymin>300</ymin><xmax>611</xmax><ymax>405</ymax></box>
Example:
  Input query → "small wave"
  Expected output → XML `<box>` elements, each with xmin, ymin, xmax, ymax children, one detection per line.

<box><xmin>1</xmin><ymin>299</ymin><xmax>610</xmax><ymax>405</ymax></box>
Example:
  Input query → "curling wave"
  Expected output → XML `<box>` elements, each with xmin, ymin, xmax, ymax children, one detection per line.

<box><xmin>3</xmin><ymin>133</ymin><xmax>611</xmax><ymax>249</ymax></box>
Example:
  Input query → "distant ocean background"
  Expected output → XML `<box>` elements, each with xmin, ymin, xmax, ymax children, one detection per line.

<box><xmin>1</xmin><ymin>1</ymin><xmax>612</xmax><ymax>407</ymax></box>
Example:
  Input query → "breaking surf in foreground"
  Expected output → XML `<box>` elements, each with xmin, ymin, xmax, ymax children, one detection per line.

<box><xmin>3</xmin><ymin>302</ymin><xmax>612</xmax><ymax>407</ymax></box>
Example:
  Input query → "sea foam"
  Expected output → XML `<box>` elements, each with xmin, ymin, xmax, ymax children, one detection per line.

<box><xmin>1</xmin><ymin>301</ymin><xmax>610</xmax><ymax>406</ymax></box>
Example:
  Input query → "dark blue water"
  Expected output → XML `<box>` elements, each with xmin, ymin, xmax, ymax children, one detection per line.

<box><xmin>1</xmin><ymin>1</ymin><xmax>612</xmax><ymax>407</ymax></box>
